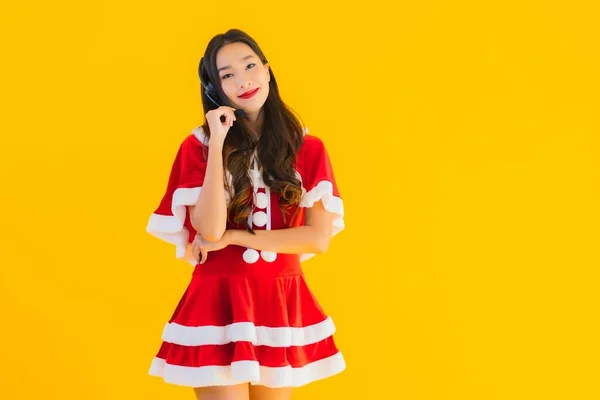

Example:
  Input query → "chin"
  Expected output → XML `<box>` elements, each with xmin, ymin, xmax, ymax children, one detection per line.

<box><xmin>242</xmin><ymin>104</ymin><xmax>263</xmax><ymax>115</ymax></box>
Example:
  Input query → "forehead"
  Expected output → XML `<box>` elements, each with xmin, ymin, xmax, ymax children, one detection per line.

<box><xmin>216</xmin><ymin>42</ymin><xmax>257</xmax><ymax>67</ymax></box>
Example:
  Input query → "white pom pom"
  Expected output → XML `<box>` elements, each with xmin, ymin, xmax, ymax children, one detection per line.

<box><xmin>260</xmin><ymin>251</ymin><xmax>277</xmax><ymax>262</ymax></box>
<box><xmin>252</xmin><ymin>211</ymin><xmax>267</xmax><ymax>227</ymax></box>
<box><xmin>243</xmin><ymin>248</ymin><xmax>260</xmax><ymax>264</ymax></box>
<box><xmin>254</xmin><ymin>192</ymin><xmax>269</xmax><ymax>209</ymax></box>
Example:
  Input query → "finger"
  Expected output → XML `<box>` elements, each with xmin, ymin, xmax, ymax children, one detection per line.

<box><xmin>219</xmin><ymin>107</ymin><xmax>230</xmax><ymax>119</ymax></box>
<box><xmin>191</xmin><ymin>242</ymin><xmax>198</xmax><ymax>263</ymax></box>
<box><xmin>196</xmin><ymin>244</ymin><xmax>203</xmax><ymax>264</ymax></box>
<box><xmin>221</xmin><ymin>106</ymin><xmax>236</xmax><ymax>115</ymax></box>
<box><xmin>224</xmin><ymin>111</ymin><xmax>232</xmax><ymax>127</ymax></box>
<box><xmin>200</xmin><ymin>248</ymin><xmax>208</xmax><ymax>264</ymax></box>
<box><xmin>227</xmin><ymin>107</ymin><xmax>237</xmax><ymax>120</ymax></box>
<box><xmin>194</xmin><ymin>236</ymin><xmax>202</xmax><ymax>256</ymax></box>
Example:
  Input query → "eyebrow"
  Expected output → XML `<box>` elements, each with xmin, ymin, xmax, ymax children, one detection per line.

<box><xmin>217</xmin><ymin>55</ymin><xmax>256</xmax><ymax>73</ymax></box>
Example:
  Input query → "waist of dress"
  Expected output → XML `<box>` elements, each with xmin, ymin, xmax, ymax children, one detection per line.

<box><xmin>192</xmin><ymin>245</ymin><xmax>303</xmax><ymax>278</ymax></box>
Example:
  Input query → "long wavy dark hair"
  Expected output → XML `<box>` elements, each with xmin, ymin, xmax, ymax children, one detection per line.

<box><xmin>198</xmin><ymin>29</ymin><xmax>305</xmax><ymax>233</ymax></box>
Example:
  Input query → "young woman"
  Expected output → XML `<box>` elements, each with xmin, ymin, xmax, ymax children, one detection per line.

<box><xmin>146</xmin><ymin>28</ymin><xmax>346</xmax><ymax>400</ymax></box>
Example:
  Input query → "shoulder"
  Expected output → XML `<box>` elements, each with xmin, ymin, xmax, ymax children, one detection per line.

<box><xmin>187</xmin><ymin>126</ymin><xmax>209</xmax><ymax>148</ymax></box>
<box><xmin>301</xmin><ymin>133</ymin><xmax>325</xmax><ymax>148</ymax></box>
<box><xmin>297</xmin><ymin>129</ymin><xmax>330</xmax><ymax>166</ymax></box>
<box><xmin>174</xmin><ymin>125</ymin><xmax>208</xmax><ymax>157</ymax></box>
<box><xmin>298</xmin><ymin>128</ymin><xmax>327</xmax><ymax>156</ymax></box>
<box><xmin>166</xmin><ymin>126</ymin><xmax>209</xmax><ymax>169</ymax></box>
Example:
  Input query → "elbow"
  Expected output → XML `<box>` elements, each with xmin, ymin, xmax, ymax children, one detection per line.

<box><xmin>191</xmin><ymin>219</ymin><xmax>225</xmax><ymax>242</ymax></box>
<box><xmin>190</xmin><ymin>205</ymin><xmax>227</xmax><ymax>242</ymax></box>
<box><xmin>314</xmin><ymin>235</ymin><xmax>331</xmax><ymax>254</ymax></box>
<box><xmin>198</xmin><ymin>228</ymin><xmax>226</xmax><ymax>242</ymax></box>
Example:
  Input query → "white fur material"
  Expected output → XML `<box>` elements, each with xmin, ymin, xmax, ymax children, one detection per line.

<box><xmin>161</xmin><ymin>316</ymin><xmax>336</xmax><ymax>347</ymax></box>
<box><xmin>242</xmin><ymin>248</ymin><xmax>260</xmax><ymax>264</ymax></box>
<box><xmin>298</xmin><ymin>181</ymin><xmax>345</xmax><ymax>262</ymax></box>
<box><xmin>148</xmin><ymin>350</ymin><xmax>345</xmax><ymax>388</ymax></box>
<box><xmin>149</xmin><ymin>126</ymin><xmax>342</xmax><ymax>265</ymax></box>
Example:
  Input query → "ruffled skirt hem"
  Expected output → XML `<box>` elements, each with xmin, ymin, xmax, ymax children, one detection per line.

<box><xmin>148</xmin><ymin>351</ymin><xmax>346</xmax><ymax>388</ymax></box>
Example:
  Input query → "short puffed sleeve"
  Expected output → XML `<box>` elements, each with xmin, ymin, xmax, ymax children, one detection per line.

<box><xmin>145</xmin><ymin>127</ymin><xmax>210</xmax><ymax>265</ymax></box>
<box><xmin>296</xmin><ymin>130</ymin><xmax>345</xmax><ymax>261</ymax></box>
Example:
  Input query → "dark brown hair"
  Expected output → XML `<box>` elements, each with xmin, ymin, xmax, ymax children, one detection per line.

<box><xmin>198</xmin><ymin>29</ymin><xmax>305</xmax><ymax>233</ymax></box>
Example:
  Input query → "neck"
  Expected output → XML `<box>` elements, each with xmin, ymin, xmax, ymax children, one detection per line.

<box><xmin>245</xmin><ymin>108</ymin><xmax>265</xmax><ymax>135</ymax></box>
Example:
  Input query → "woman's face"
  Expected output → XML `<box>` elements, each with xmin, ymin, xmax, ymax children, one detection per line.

<box><xmin>216</xmin><ymin>42</ymin><xmax>270</xmax><ymax>119</ymax></box>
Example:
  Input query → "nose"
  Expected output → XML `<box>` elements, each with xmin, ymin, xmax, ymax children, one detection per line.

<box><xmin>237</xmin><ymin>72</ymin><xmax>253</xmax><ymax>89</ymax></box>
<box><xmin>239</xmin><ymin>80</ymin><xmax>252</xmax><ymax>90</ymax></box>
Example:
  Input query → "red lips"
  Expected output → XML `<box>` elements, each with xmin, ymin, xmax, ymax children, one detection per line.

<box><xmin>238</xmin><ymin>88</ymin><xmax>259</xmax><ymax>99</ymax></box>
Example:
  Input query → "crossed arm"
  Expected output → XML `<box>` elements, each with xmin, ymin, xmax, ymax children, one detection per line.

<box><xmin>187</xmin><ymin>200</ymin><xmax>337</xmax><ymax>263</ymax></box>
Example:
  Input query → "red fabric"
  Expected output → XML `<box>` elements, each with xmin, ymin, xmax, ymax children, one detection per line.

<box><xmin>156</xmin><ymin>337</ymin><xmax>340</xmax><ymax>369</ymax></box>
<box><xmin>169</xmin><ymin>273</ymin><xmax>327</xmax><ymax>329</ymax></box>
<box><xmin>295</xmin><ymin>134</ymin><xmax>341</xmax><ymax>199</ymax></box>
<box><xmin>149</xmin><ymin>132</ymin><xmax>341</xmax><ymax>241</ymax></box>
<box><xmin>147</xmin><ymin>128</ymin><xmax>344</xmax><ymax>382</ymax></box>
<box><xmin>151</xmin><ymin>134</ymin><xmax>209</xmax><ymax>243</ymax></box>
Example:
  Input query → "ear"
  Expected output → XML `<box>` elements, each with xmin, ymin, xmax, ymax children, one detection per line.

<box><xmin>265</xmin><ymin>63</ymin><xmax>271</xmax><ymax>82</ymax></box>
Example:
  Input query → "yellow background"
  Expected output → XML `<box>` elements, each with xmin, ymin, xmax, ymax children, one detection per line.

<box><xmin>1</xmin><ymin>1</ymin><xmax>599</xmax><ymax>399</ymax></box>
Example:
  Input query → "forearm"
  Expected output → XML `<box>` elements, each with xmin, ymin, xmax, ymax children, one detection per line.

<box><xmin>229</xmin><ymin>226</ymin><xmax>329</xmax><ymax>255</ymax></box>
<box><xmin>193</xmin><ymin>142</ymin><xmax>227</xmax><ymax>240</ymax></box>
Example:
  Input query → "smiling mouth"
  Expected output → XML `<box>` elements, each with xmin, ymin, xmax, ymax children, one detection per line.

<box><xmin>238</xmin><ymin>88</ymin><xmax>259</xmax><ymax>99</ymax></box>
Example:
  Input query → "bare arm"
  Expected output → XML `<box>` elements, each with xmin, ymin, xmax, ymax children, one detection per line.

<box><xmin>189</xmin><ymin>141</ymin><xmax>227</xmax><ymax>241</ymax></box>
<box><xmin>226</xmin><ymin>201</ymin><xmax>337</xmax><ymax>254</ymax></box>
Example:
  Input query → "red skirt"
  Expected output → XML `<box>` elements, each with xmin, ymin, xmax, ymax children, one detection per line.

<box><xmin>148</xmin><ymin>251</ymin><xmax>346</xmax><ymax>388</ymax></box>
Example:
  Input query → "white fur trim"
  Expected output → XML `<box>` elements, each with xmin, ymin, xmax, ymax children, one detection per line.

<box><xmin>147</xmin><ymin>130</ymin><xmax>233</xmax><ymax>265</ymax></box>
<box><xmin>192</xmin><ymin>126</ymin><xmax>209</xmax><ymax>145</ymax></box>
<box><xmin>147</xmin><ymin>187</ymin><xmax>202</xmax><ymax>266</ymax></box>
<box><xmin>298</xmin><ymin>180</ymin><xmax>345</xmax><ymax>262</ymax></box>
<box><xmin>161</xmin><ymin>316</ymin><xmax>335</xmax><ymax>347</ymax></box>
<box><xmin>148</xmin><ymin>351</ymin><xmax>345</xmax><ymax>388</ymax></box>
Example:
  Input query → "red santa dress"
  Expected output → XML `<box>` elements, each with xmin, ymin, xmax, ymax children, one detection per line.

<box><xmin>145</xmin><ymin>126</ymin><xmax>345</xmax><ymax>388</ymax></box>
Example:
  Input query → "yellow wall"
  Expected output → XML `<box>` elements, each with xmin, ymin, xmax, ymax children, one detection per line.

<box><xmin>1</xmin><ymin>1</ymin><xmax>599</xmax><ymax>399</ymax></box>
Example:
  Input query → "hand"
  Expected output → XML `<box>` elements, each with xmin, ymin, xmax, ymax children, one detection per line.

<box><xmin>191</xmin><ymin>231</ymin><xmax>233</xmax><ymax>264</ymax></box>
<box><xmin>205</xmin><ymin>106</ymin><xmax>237</xmax><ymax>146</ymax></box>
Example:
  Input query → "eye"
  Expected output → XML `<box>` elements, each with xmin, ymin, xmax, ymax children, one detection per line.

<box><xmin>221</xmin><ymin>63</ymin><xmax>256</xmax><ymax>80</ymax></box>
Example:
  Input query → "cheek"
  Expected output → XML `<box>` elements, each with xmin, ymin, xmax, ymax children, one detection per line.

<box><xmin>258</xmin><ymin>70</ymin><xmax>269</xmax><ymax>85</ymax></box>
<box><xmin>221</xmin><ymin>81</ymin><xmax>236</xmax><ymax>99</ymax></box>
